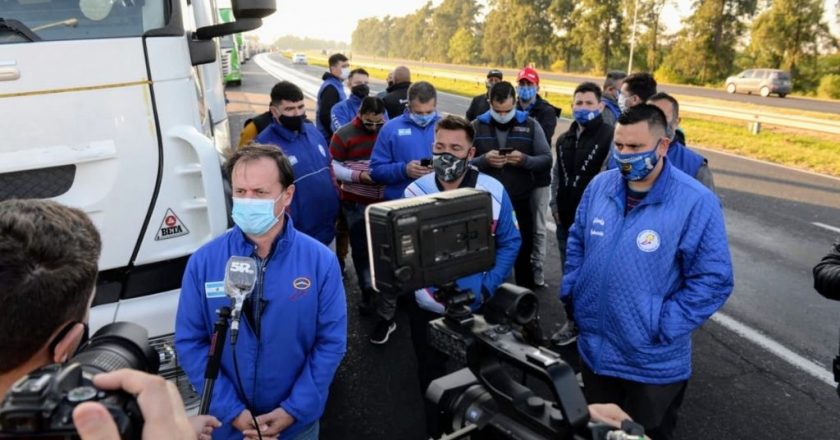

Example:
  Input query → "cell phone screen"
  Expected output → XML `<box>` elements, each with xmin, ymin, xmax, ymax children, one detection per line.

<box><xmin>420</xmin><ymin>158</ymin><xmax>432</xmax><ymax>167</ymax></box>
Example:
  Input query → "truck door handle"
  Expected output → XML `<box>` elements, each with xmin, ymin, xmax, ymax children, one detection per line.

<box><xmin>0</xmin><ymin>67</ymin><xmax>20</xmax><ymax>81</ymax></box>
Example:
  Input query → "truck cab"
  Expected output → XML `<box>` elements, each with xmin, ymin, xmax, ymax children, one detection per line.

<box><xmin>0</xmin><ymin>0</ymin><xmax>274</xmax><ymax>406</ymax></box>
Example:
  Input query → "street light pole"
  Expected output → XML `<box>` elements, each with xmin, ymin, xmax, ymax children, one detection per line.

<box><xmin>628</xmin><ymin>0</ymin><xmax>639</xmax><ymax>73</ymax></box>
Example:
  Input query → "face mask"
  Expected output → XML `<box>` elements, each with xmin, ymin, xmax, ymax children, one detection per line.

<box><xmin>490</xmin><ymin>109</ymin><xmax>516</xmax><ymax>125</ymax></box>
<box><xmin>433</xmin><ymin>152</ymin><xmax>469</xmax><ymax>182</ymax></box>
<box><xmin>573</xmin><ymin>108</ymin><xmax>601</xmax><ymax>125</ymax></box>
<box><xmin>340</xmin><ymin>67</ymin><xmax>350</xmax><ymax>80</ymax></box>
<box><xmin>351</xmin><ymin>84</ymin><xmax>369</xmax><ymax>99</ymax></box>
<box><xmin>409</xmin><ymin>112</ymin><xmax>436</xmax><ymax>128</ymax></box>
<box><xmin>517</xmin><ymin>86</ymin><xmax>537</xmax><ymax>102</ymax></box>
<box><xmin>279</xmin><ymin>114</ymin><xmax>304</xmax><ymax>132</ymax></box>
<box><xmin>613</xmin><ymin>141</ymin><xmax>661</xmax><ymax>181</ymax></box>
<box><xmin>232</xmin><ymin>193</ymin><xmax>285</xmax><ymax>236</ymax></box>
<box><xmin>618</xmin><ymin>93</ymin><xmax>629</xmax><ymax>113</ymax></box>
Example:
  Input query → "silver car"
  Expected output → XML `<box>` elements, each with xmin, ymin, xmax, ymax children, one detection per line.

<box><xmin>725</xmin><ymin>69</ymin><xmax>792</xmax><ymax>98</ymax></box>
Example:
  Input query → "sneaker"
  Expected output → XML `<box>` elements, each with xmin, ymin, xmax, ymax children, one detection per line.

<box><xmin>370</xmin><ymin>319</ymin><xmax>397</xmax><ymax>345</ymax></box>
<box><xmin>550</xmin><ymin>320</ymin><xmax>578</xmax><ymax>347</ymax></box>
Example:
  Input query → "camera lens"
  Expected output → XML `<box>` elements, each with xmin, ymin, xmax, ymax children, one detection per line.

<box><xmin>70</xmin><ymin>322</ymin><xmax>160</xmax><ymax>375</ymax></box>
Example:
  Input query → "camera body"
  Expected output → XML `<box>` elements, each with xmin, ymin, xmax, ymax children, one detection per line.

<box><xmin>0</xmin><ymin>322</ymin><xmax>159</xmax><ymax>439</ymax></box>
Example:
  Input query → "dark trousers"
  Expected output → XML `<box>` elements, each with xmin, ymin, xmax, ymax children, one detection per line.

<box><xmin>407</xmin><ymin>299</ymin><xmax>450</xmax><ymax>396</ymax></box>
<box><xmin>582</xmin><ymin>364</ymin><xmax>687</xmax><ymax>440</ymax></box>
<box><xmin>510</xmin><ymin>197</ymin><xmax>535</xmax><ymax>289</ymax></box>
<box><xmin>342</xmin><ymin>201</ymin><xmax>372</xmax><ymax>291</ymax></box>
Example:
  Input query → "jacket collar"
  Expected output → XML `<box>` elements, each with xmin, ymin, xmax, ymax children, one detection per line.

<box><xmin>268</xmin><ymin>120</ymin><xmax>310</xmax><ymax>143</ymax></box>
<box><xmin>476</xmin><ymin>109</ymin><xmax>529</xmax><ymax>125</ymax></box>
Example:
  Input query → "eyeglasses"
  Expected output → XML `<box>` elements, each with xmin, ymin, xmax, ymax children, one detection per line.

<box><xmin>362</xmin><ymin>120</ymin><xmax>385</xmax><ymax>128</ymax></box>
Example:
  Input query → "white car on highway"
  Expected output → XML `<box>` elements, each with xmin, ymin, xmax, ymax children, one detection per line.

<box><xmin>292</xmin><ymin>53</ymin><xmax>308</xmax><ymax>65</ymax></box>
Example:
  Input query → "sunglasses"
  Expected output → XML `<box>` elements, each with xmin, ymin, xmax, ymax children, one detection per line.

<box><xmin>362</xmin><ymin>120</ymin><xmax>385</xmax><ymax>128</ymax></box>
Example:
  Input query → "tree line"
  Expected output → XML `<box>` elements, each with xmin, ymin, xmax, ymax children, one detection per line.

<box><xmin>350</xmin><ymin>0</ymin><xmax>840</xmax><ymax>96</ymax></box>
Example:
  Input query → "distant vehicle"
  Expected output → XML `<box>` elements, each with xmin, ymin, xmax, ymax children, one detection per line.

<box><xmin>725</xmin><ymin>69</ymin><xmax>792</xmax><ymax>98</ymax></box>
<box><xmin>293</xmin><ymin>53</ymin><xmax>308</xmax><ymax>65</ymax></box>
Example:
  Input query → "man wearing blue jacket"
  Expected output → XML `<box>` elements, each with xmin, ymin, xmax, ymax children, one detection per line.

<box><xmin>561</xmin><ymin>104</ymin><xmax>733</xmax><ymax>440</ymax></box>
<box><xmin>401</xmin><ymin>114</ymin><xmax>521</xmax><ymax>394</ymax></box>
<box><xmin>256</xmin><ymin>81</ymin><xmax>340</xmax><ymax>246</ymax></box>
<box><xmin>330</xmin><ymin>68</ymin><xmax>373</xmax><ymax>132</ymax></box>
<box><xmin>369</xmin><ymin>81</ymin><xmax>440</xmax><ymax>201</ymax></box>
<box><xmin>316</xmin><ymin>53</ymin><xmax>349</xmax><ymax>141</ymax></box>
<box><xmin>175</xmin><ymin>145</ymin><xmax>347</xmax><ymax>440</ymax></box>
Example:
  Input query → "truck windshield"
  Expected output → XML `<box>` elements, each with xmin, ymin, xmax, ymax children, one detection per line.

<box><xmin>0</xmin><ymin>0</ymin><xmax>167</xmax><ymax>43</ymax></box>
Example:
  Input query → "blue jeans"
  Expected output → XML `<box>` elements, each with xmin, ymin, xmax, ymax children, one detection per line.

<box><xmin>286</xmin><ymin>421</ymin><xmax>319</xmax><ymax>440</ymax></box>
<box><xmin>342</xmin><ymin>201</ymin><xmax>372</xmax><ymax>291</ymax></box>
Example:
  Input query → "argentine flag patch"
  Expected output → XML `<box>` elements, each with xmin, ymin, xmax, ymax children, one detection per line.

<box><xmin>205</xmin><ymin>281</ymin><xmax>225</xmax><ymax>298</ymax></box>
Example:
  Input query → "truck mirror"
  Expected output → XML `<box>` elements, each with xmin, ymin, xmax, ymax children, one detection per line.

<box><xmin>195</xmin><ymin>18</ymin><xmax>262</xmax><ymax>40</ymax></box>
<box><xmin>232</xmin><ymin>0</ymin><xmax>276</xmax><ymax>19</ymax></box>
<box><xmin>189</xmin><ymin>37</ymin><xmax>216</xmax><ymax>66</ymax></box>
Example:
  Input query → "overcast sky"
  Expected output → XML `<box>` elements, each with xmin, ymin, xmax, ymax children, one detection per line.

<box><xmin>252</xmin><ymin>0</ymin><xmax>839</xmax><ymax>45</ymax></box>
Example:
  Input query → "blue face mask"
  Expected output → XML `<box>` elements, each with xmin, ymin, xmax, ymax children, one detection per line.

<box><xmin>573</xmin><ymin>108</ymin><xmax>601</xmax><ymax>125</ymax></box>
<box><xmin>613</xmin><ymin>141</ymin><xmax>661</xmax><ymax>181</ymax></box>
<box><xmin>231</xmin><ymin>193</ymin><xmax>285</xmax><ymax>236</ymax></box>
<box><xmin>409</xmin><ymin>112</ymin><xmax>437</xmax><ymax>128</ymax></box>
<box><xmin>517</xmin><ymin>86</ymin><xmax>537</xmax><ymax>102</ymax></box>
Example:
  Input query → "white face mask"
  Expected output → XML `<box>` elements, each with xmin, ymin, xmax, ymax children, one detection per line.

<box><xmin>340</xmin><ymin>67</ymin><xmax>351</xmax><ymax>80</ymax></box>
<box><xmin>490</xmin><ymin>109</ymin><xmax>516</xmax><ymax>125</ymax></box>
<box><xmin>618</xmin><ymin>93</ymin><xmax>628</xmax><ymax>113</ymax></box>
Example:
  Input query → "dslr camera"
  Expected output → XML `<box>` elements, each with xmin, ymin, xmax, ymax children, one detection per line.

<box><xmin>0</xmin><ymin>322</ymin><xmax>160</xmax><ymax>439</ymax></box>
<box><xmin>367</xmin><ymin>188</ymin><xmax>645</xmax><ymax>440</ymax></box>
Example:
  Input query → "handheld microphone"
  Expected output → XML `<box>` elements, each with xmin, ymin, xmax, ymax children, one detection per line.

<box><xmin>224</xmin><ymin>256</ymin><xmax>258</xmax><ymax>345</ymax></box>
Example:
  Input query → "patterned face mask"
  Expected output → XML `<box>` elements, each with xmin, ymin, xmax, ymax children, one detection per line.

<box><xmin>432</xmin><ymin>152</ymin><xmax>469</xmax><ymax>182</ymax></box>
<box><xmin>613</xmin><ymin>140</ymin><xmax>662</xmax><ymax>181</ymax></box>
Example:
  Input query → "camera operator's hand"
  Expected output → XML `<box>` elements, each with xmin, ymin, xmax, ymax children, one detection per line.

<box><xmin>189</xmin><ymin>415</ymin><xmax>221</xmax><ymax>440</ymax></box>
<box><xmin>406</xmin><ymin>160</ymin><xmax>432</xmax><ymax>179</ymax></box>
<box><xmin>588</xmin><ymin>403</ymin><xmax>632</xmax><ymax>428</ymax></box>
<box><xmin>243</xmin><ymin>407</ymin><xmax>295</xmax><ymax>438</ymax></box>
<box><xmin>72</xmin><ymin>369</ymin><xmax>195</xmax><ymax>440</ymax></box>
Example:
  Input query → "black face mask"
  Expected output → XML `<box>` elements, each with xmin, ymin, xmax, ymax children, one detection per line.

<box><xmin>279</xmin><ymin>114</ymin><xmax>304</xmax><ymax>132</ymax></box>
<box><xmin>48</xmin><ymin>321</ymin><xmax>90</xmax><ymax>361</ymax></box>
<box><xmin>351</xmin><ymin>84</ymin><xmax>370</xmax><ymax>99</ymax></box>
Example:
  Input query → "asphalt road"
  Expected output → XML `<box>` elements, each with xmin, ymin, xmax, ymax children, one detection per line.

<box><xmin>351</xmin><ymin>55</ymin><xmax>840</xmax><ymax>116</ymax></box>
<box><xmin>227</xmin><ymin>55</ymin><xmax>840</xmax><ymax>439</ymax></box>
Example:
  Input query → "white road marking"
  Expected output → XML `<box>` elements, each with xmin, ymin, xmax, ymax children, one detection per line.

<box><xmin>711</xmin><ymin>312</ymin><xmax>835</xmax><ymax>387</ymax></box>
<box><xmin>813</xmin><ymin>222</ymin><xmax>840</xmax><ymax>235</ymax></box>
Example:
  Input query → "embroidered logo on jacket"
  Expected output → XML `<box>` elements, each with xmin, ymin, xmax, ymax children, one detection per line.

<box><xmin>290</xmin><ymin>277</ymin><xmax>312</xmax><ymax>301</ymax></box>
<box><xmin>636</xmin><ymin>230</ymin><xmax>661</xmax><ymax>252</ymax></box>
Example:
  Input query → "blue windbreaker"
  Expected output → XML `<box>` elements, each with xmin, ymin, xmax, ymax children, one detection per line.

<box><xmin>404</xmin><ymin>171</ymin><xmax>521</xmax><ymax>313</ymax></box>
<box><xmin>561</xmin><ymin>160</ymin><xmax>733</xmax><ymax>384</ymax></box>
<box><xmin>256</xmin><ymin>121</ymin><xmax>340</xmax><ymax>245</ymax></box>
<box><xmin>316</xmin><ymin>75</ymin><xmax>346</xmax><ymax>139</ymax></box>
<box><xmin>175</xmin><ymin>217</ymin><xmax>347</xmax><ymax>439</ymax></box>
<box><xmin>369</xmin><ymin>111</ymin><xmax>440</xmax><ymax>200</ymax></box>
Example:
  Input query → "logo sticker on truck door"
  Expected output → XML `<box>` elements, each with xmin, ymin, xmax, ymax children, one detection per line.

<box><xmin>155</xmin><ymin>209</ymin><xmax>190</xmax><ymax>240</ymax></box>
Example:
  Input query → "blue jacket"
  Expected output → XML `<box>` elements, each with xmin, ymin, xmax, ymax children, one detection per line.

<box><xmin>256</xmin><ymin>121</ymin><xmax>340</xmax><ymax>245</ymax></box>
<box><xmin>606</xmin><ymin>140</ymin><xmax>706</xmax><ymax>180</ymax></box>
<box><xmin>174</xmin><ymin>218</ymin><xmax>347</xmax><ymax>439</ymax></box>
<box><xmin>405</xmin><ymin>171</ymin><xmax>521</xmax><ymax>313</ymax></box>
<box><xmin>369</xmin><ymin>111</ymin><xmax>440</xmax><ymax>200</ymax></box>
<box><xmin>561</xmin><ymin>161</ymin><xmax>733</xmax><ymax>384</ymax></box>
<box><xmin>316</xmin><ymin>75</ymin><xmax>346</xmax><ymax>139</ymax></box>
<box><xmin>602</xmin><ymin>97</ymin><xmax>621</xmax><ymax>121</ymax></box>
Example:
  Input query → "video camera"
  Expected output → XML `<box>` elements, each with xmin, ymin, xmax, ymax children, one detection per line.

<box><xmin>367</xmin><ymin>188</ymin><xmax>645</xmax><ymax>440</ymax></box>
<box><xmin>0</xmin><ymin>322</ymin><xmax>160</xmax><ymax>439</ymax></box>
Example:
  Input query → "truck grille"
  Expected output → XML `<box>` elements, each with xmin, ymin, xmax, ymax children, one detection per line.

<box><xmin>150</xmin><ymin>333</ymin><xmax>200</xmax><ymax>409</ymax></box>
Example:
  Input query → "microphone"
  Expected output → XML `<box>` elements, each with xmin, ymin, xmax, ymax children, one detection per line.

<box><xmin>224</xmin><ymin>256</ymin><xmax>258</xmax><ymax>345</ymax></box>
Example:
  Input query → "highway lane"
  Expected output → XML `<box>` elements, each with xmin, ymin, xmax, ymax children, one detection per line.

<box><xmin>231</xmin><ymin>55</ymin><xmax>840</xmax><ymax>439</ymax></box>
<box><xmin>351</xmin><ymin>54</ymin><xmax>840</xmax><ymax>116</ymax></box>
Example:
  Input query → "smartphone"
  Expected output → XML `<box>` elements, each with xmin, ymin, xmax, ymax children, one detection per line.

<box><xmin>499</xmin><ymin>147</ymin><xmax>513</xmax><ymax>156</ymax></box>
<box><xmin>420</xmin><ymin>158</ymin><xmax>432</xmax><ymax>167</ymax></box>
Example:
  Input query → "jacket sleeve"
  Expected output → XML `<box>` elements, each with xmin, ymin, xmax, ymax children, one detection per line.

<box><xmin>330</xmin><ymin>104</ymin><xmax>343</xmax><ymax>133</ymax></box>
<box><xmin>521</xmin><ymin>122</ymin><xmax>552</xmax><ymax>173</ymax></box>
<box><xmin>281</xmin><ymin>257</ymin><xmax>347</xmax><ymax>425</ymax></box>
<box><xmin>536</xmin><ymin>104</ymin><xmax>558</xmax><ymax>143</ymax></box>
<box><xmin>238</xmin><ymin>121</ymin><xmax>259</xmax><ymax>149</ymax></box>
<box><xmin>658</xmin><ymin>192</ymin><xmax>734</xmax><ymax>343</ymax></box>
<box><xmin>369</xmin><ymin>130</ymin><xmax>408</xmax><ymax>184</ymax></box>
<box><xmin>318</xmin><ymin>86</ymin><xmax>340</xmax><ymax>137</ymax></box>
<box><xmin>814</xmin><ymin>240</ymin><xmax>840</xmax><ymax>300</ymax></box>
<box><xmin>695</xmin><ymin>161</ymin><xmax>717</xmax><ymax>194</ymax></box>
<box><xmin>479</xmin><ymin>189</ymin><xmax>522</xmax><ymax>300</ymax></box>
<box><xmin>174</xmin><ymin>256</ymin><xmax>246</xmax><ymax>424</ymax></box>
<box><xmin>559</xmin><ymin>182</ymin><xmax>592</xmax><ymax>304</ymax></box>
<box><xmin>466</xmin><ymin>96</ymin><xmax>480</xmax><ymax>122</ymax></box>
<box><xmin>549</xmin><ymin>144</ymin><xmax>561</xmax><ymax>211</ymax></box>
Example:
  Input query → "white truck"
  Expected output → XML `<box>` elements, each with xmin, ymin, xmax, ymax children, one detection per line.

<box><xmin>0</xmin><ymin>0</ymin><xmax>274</xmax><ymax>407</ymax></box>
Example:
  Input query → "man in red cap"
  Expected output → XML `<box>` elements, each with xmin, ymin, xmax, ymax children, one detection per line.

<box><xmin>516</xmin><ymin>67</ymin><xmax>560</xmax><ymax>288</ymax></box>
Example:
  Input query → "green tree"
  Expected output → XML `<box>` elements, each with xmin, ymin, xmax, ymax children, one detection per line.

<box><xmin>548</xmin><ymin>0</ymin><xmax>582</xmax><ymax>71</ymax></box>
<box><xmin>481</xmin><ymin>0</ymin><xmax>555</xmax><ymax>68</ymax></box>
<box><xmin>747</xmin><ymin>0</ymin><xmax>831</xmax><ymax>87</ymax></box>
<box><xmin>429</xmin><ymin>0</ymin><xmax>481</xmax><ymax>62</ymax></box>
<box><xmin>448</xmin><ymin>28</ymin><xmax>479</xmax><ymax>64</ymax></box>
<box><xmin>660</xmin><ymin>0</ymin><xmax>757</xmax><ymax>84</ymax></box>
<box><xmin>572</xmin><ymin>0</ymin><xmax>627</xmax><ymax>74</ymax></box>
